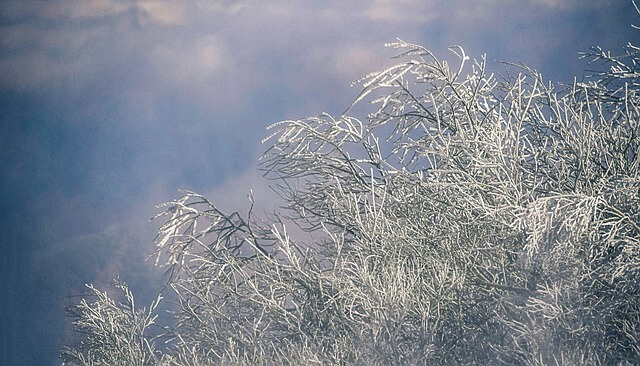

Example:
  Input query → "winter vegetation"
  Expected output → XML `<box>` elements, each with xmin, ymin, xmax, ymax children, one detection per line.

<box><xmin>62</xmin><ymin>10</ymin><xmax>640</xmax><ymax>366</ymax></box>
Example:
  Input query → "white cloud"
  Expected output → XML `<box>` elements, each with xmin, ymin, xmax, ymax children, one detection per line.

<box><xmin>365</xmin><ymin>0</ymin><xmax>438</xmax><ymax>23</ymax></box>
<box><xmin>68</xmin><ymin>0</ymin><xmax>130</xmax><ymax>19</ymax></box>
<box><xmin>194</xmin><ymin>0</ymin><xmax>253</xmax><ymax>15</ymax></box>
<box><xmin>152</xmin><ymin>35</ymin><xmax>225</xmax><ymax>85</ymax></box>
<box><xmin>529</xmin><ymin>0</ymin><xmax>617</xmax><ymax>9</ymax></box>
<box><xmin>136</xmin><ymin>1</ymin><xmax>187</xmax><ymax>26</ymax></box>
<box><xmin>203</xmin><ymin>162</ymin><xmax>277</xmax><ymax>215</ymax></box>
<box><xmin>331</xmin><ymin>44</ymin><xmax>395</xmax><ymax>83</ymax></box>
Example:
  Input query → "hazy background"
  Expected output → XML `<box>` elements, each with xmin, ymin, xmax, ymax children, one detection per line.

<box><xmin>0</xmin><ymin>0</ymin><xmax>636</xmax><ymax>364</ymax></box>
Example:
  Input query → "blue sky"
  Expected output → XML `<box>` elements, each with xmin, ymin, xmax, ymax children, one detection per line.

<box><xmin>0</xmin><ymin>0</ymin><xmax>637</xmax><ymax>364</ymax></box>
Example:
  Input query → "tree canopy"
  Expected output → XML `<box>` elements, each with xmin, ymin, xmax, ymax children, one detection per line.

<box><xmin>63</xmin><ymin>16</ymin><xmax>640</xmax><ymax>366</ymax></box>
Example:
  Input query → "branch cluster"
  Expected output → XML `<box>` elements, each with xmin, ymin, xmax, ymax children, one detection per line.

<box><xmin>63</xmin><ymin>27</ymin><xmax>640</xmax><ymax>366</ymax></box>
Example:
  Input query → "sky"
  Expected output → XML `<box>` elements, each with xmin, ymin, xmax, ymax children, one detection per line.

<box><xmin>0</xmin><ymin>0</ymin><xmax>637</xmax><ymax>364</ymax></box>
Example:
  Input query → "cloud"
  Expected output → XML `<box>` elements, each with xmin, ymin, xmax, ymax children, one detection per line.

<box><xmin>136</xmin><ymin>1</ymin><xmax>187</xmax><ymax>26</ymax></box>
<box><xmin>0</xmin><ymin>0</ymin><xmax>425</xmax><ymax>99</ymax></box>
<box><xmin>152</xmin><ymin>35</ymin><xmax>225</xmax><ymax>84</ymax></box>
<box><xmin>66</xmin><ymin>0</ymin><xmax>131</xmax><ymax>20</ymax></box>
<box><xmin>365</xmin><ymin>0</ymin><xmax>438</xmax><ymax>23</ymax></box>
<box><xmin>203</xmin><ymin>161</ymin><xmax>276</xmax><ymax>215</ymax></box>
<box><xmin>0</xmin><ymin>0</ymin><xmax>191</xmax><ymax>24</ymax></box>
<box><xmin>194</xmin><ymin>0</ymin><xmax>252</xmax><ymax>15</ymax></box>
<box><xmin>0</xmin><ymin>0</ymin><xmax>127</xmax><ymax>21</ymax></box>
<box><xmin>529</xmin><ymin>0</ymin><xmax>618</xmax><ymax>9</ymax></box>
<box><xmin>331</xmin><ymin>45</ymin><xmax>392</xmax><ymax>83</ymax></box>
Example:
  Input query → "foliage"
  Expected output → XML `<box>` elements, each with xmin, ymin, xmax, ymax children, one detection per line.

<box><xmin>63</xmin><ymin>14</ymin><xmax>640</xmax><ymax>366</ymax></box>
<box><xmin>61</xmin><ymin>280</ymin><xmax>163</xmax><ymax>365</ymax></box>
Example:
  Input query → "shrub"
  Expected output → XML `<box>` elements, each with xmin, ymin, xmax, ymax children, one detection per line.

<box><xmin>63</xmin><ymin>11</ymin><xmax>640</xmax><ymax>365</ymax></box>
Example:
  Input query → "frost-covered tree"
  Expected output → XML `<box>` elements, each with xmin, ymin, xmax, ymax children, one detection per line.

<box><xmin>63</xmin><ymin>11</ymin><xmax>640</xmax><ymax>366</ymax></box>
